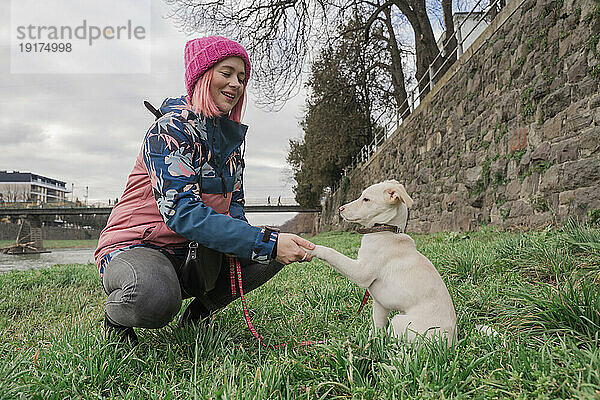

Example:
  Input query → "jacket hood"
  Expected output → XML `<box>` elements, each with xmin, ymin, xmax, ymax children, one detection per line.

<box><xmin>158</xmin><ymin>95</ymin><xmax>195</xmax><ymax>117</ymax></box>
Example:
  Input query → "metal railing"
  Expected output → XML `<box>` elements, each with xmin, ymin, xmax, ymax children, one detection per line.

<box><xmin>331</xmin><ymin>0</ymin><xmax>504</xmax><ymax>194</ymax></box>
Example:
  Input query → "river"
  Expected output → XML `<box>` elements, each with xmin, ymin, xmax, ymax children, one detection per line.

<box><xmin>0</xmin><ymin>247</ymin><xmax>95</xmax><ymax>273</ymax></box>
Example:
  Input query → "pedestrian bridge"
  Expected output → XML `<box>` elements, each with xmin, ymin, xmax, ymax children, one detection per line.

<box><xmin>0</xmin><ymin>204</ymin><xmax>321</xmax><ymax>217</ymax></box>
<box><xmin>0</xmin><ymin>204</ymin><xmax>321</xmax><ymax>254</ymax></box>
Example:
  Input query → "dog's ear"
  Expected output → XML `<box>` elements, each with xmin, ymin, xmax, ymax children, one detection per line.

<box><xmin>384</xmin><ymin>183</ymin><xmax>414</xmax><ymax>208</ymax></box>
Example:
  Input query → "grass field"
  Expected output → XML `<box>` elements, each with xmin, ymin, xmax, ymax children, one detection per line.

<box><xmin>0</xmin><ymin>239</ymin><xmax>98</xmax><ymax>249</ymax></box>
<box><xmin>1</xmin><ymin>224</ymin><xmax>599</xmax><ymax>398</ymax></box>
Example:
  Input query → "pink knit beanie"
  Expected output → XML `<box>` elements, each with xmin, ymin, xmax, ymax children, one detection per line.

<box><xmin>184</xmin><ymin>36</ymin><xmax>251</xmax><ymax>99</ymax></box>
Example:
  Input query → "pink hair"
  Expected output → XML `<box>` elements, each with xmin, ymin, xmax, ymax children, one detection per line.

<box><xmin>190</xmin><ymin>66</ymin><xmax>246</xmax><ymax>123</ymax></box>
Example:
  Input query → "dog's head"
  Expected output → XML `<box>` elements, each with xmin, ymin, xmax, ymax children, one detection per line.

<box><xmin>339</xmin><ymin>180</ymin><xmax>414</xmax><ymax>229</ymax></box>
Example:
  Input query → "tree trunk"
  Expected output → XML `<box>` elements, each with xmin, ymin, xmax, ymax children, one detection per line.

<box><xmin>393</xmin><ymin>0</ymin><xmax>441</xmax><ymax>100</ymax></box>
<box><xmin>383</xmin><ymin>6</ymin><xmax>410</xmax><ymax>120</ymax></box>
<box><xmin>441</xmin><ymin>0</ymin><xmax>457</xmax><ymax>73</ymax></box>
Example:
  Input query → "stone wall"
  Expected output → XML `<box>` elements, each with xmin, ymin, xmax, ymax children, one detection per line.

<box><xmin>320</xmin><ymin>0</ymin><xmax>600</xmax><ymax>232</ymax></box>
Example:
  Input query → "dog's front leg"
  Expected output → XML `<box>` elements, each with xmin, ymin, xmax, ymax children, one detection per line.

<box><xmin>372</xmin><ymin>299</ymin><xmax>390</xmax><ymax>330</ymax></box>
<box><xmin>310</xmin><ymin>245</ymin><xmax>373</xmax><ymax>288</ymax></box>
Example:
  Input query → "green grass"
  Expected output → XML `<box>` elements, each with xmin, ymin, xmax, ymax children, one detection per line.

<box><xmin>1</xmin><ymin>225</ymin><xmax>599</xmax><ymax>398</ymax></box>
<box><xmin>0</xmin><ymin>239</ymin><xmax>98</xmax><ymax>249</ymax></box>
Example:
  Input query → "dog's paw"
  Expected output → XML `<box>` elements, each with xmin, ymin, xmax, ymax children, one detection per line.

<box><xmin>308</xmin><ymin>245</ymin><xmax>327</xmax><ymax>259</ymax></box>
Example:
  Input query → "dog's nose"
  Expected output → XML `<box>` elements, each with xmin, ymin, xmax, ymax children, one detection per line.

<box><xmin>339</xmin><ymin>206</ymin><xmax>345</xmax><ymax>212</ymax></box>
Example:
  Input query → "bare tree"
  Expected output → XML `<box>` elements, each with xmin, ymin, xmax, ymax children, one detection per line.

<box><xmin>0</xmin><ymin>184</ymin><xmax>30</xmax><ymax>202</ymax></box>
<box><xmin>165</xmin><ymin>0</ymin><xmax>456</xmax><ymax>109</ymax></box>
<box><xmin>165</xmin><ymin>0</ymin><xmax>331</xmax><ymax>111</ymax></box>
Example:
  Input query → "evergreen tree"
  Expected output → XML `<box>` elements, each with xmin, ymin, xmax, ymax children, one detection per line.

<box><xmin>288</xmin><ymin>32</ymin><xmax>375</xmax><ymax>206</ymax></box>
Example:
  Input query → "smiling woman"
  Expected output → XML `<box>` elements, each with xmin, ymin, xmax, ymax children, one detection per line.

<box><xmin>93</xmin><ymin>36</ymin><xmax>315</xmax><ymax>345</ymax></box>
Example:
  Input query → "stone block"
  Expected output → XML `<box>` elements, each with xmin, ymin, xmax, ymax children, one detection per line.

<box><xmin>564</xmin><ymin>11</ymin><xmax>579</xmax><ymax>30</ymax></box>
<box><xmin>417</xmin><ymin>168</ymin><xmax>431</xmax><ymax>184</ymax></box>
<box><xmin>483</xmin><ymin>130</ymin><xmax>494</xmax><ymax>142</ymax></box>
<box><xmin>531</xmin><ymin>142</ymin><xmax>551</xmax><ymax>161</ymax></box>
<box><xmin>561</xmin><ymin>157</ymin><xmax>600</xmax><ymax>191</ymax></box>
<box><xmin>509</xmin><ymin>199</ymin><xmax>534</xmax><ymax>218</ymax></box>
<box><xmin>557</xmin><ymin>184</ymin><xmax>600</xmax><ymax>222</ymax></box>
<box><xmin>516</xmin><ymin>43</ymin><xmax>527</xmax><ymax>62</ymax></box>
<box><xmin>567</xmin><ymin>53</ymin><xmax>588</xmax><ymax>83</ymax></box>
<box><xmin>461</xmin><ymin>153</ymin><xmax>477</xmax><ymax>168</ymax></box>
<box><xmin>542</xmin><ymin>86</ymin><xmax>571</xmax><ymax>121</ymax></box>
<box><xmin>552</xmin><ymin>138</ymin><xmax>580</xmax><ymax>163</ymax></box>
<box><xmin>542</xmin><ymin>113</ymin><xmax>564</xmax><ymax>140</ymax></box>
<box><xmin>530</xmin><ymin>2</ymin><xmax>543</xmax><ymax>20</ymax></box>
<box><xmin>574</xmin><ymin>77</ymin><xmax>599</xmax><ymax>101</ymax></box>
<box><xmin>580</xmin><ymin>126</ymin><xmax>600</xmax><ymax>156</ymax></box>
<box><xmin>582</xmin><ymin>0</ymin><xmax>599</xmax><ymax>18</ymax></box>
<box><xmin>520</xmin><ymin>175</ymin><xmax>536</xmax><ymax>198</ymax></box>
<box><xmin>506</xmin><ymin>179</ymin><xmax>522</xmax><ymax>200</ymax></box>
<box><xmin>501</xmin><ymin>96</ymin><xmax>518</xmax><ymax>122</ymax></box>
<box><xmin>539</xmin><ymin>164</ymin><xmax>561</xmax><ymax>192</ymax></box>
<box><xmin>565</xmin><ymin>112</ymin><xmax>593</xmax><ymax>134</ymax></box>
<box><xmin>559</xmin><ymin>35</ymin><xmax>572</xmax><ymax>59</ymax></box>
<box><xmin>528</xmin><ymin>213</ymin><xmax>554</xmax><ymax>229</ymax></box>
<box><xmin>500</xmin><ymin>69</ymin><xmax>511</xmax><ymax>88</ymax></box>
<box><xmin>464</xmin><ymin>165</ymin><xmax>483</xmax><ymax>189</ymax></box>
<box><xmin>490</xmin><ymin>204</ymin><xmax>502</xmax><ymax>224</ymax></box>
<box><xmin>427</xmin><ymin>220</ymin><xmax>441</xmax><ymax>233</ymax></box>
<box><xmin>457</xmin><ymin>102</ymin><xmax>465</xmax><ymax>119</ymax></box>
<box><xmin>548</xmin><ymin>25</ymin><xmax>559</xmax><ymax>43</ymax></box>
<box><xmin>442</xmin><ymin>193</ymin><xmax>456</xmax><ymax>212</ymax></box>
<box><xmin>455</xmin><ymin>214</ymin><xmax>472</xmax><ymax>232</ymax></box>
<box><xmin>520</xmin><ymin>149</ymin><xmax>532</xmax><ymax>167</ymax></box>
<box><xmin>492</xmin><ymin>39</ymin><xmax>504</xmax><ymax>55</ymax></box>
<box><xmin>491</xmin><ymin>158</ymin><xmax>507</xmax><ymax>177</ymax></box>
<box><xmin>559</xmin><ymin>189</ymin><xmax>575</xmax><ymax>205</ymax></box>
<box><xmin>549</xmin><ymin>75</ymin><xmax>567</xmax><ymax>92</ymax></box>
<box><xmin>470</xmin><ymin>192</ymin><xmax>484</xmax><ymax>208</ymax></box>
<box><xmin>532</xmin><ymin>77</ymin><xmax>549</xmax><ymax>101</ymax></box>
<box><xmin>589</xmin><ymin>93</ymin><xmax>600</xmax><ymax>110</ymax></box>
<box><xmin>507</xmin><ymin>158</ymin><xmax>519</xmax><ymax>179</ymax></box>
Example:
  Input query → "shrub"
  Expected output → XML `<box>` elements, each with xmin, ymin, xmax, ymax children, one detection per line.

<box><xmin>504</xmin><ymin>278</ymin><xmax>600</xmax><ymax>343</ymax></box>
<box><xmin>493</xmin><ymin>232</ymin><xmax>576</xmax><ymax>282</ymax></box>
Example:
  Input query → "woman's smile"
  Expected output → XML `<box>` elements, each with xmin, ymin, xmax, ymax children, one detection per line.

<box><xmin>221</xmin><ymin>90</ymin><xmax>236</xmax><ymax>101</ymax></box>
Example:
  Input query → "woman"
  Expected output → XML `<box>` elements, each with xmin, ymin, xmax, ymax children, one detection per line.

<box><xmin>94</xmin><ymin>36</ymin><xmax>315</xmax><ymax>345</ymax></box>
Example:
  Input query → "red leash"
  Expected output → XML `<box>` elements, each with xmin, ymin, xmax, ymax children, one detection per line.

<box><xmin>358</xmin><ymin>289</ymin><xmax>370</xmax><ymax>314</ymax></box>
<box><xmin>228</xmin><ymin>256</ymin><xmax>328</xmax><ymax>349</ymax></box>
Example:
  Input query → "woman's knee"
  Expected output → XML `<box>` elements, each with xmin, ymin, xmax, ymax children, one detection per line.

<box><xmin>129</xmin><ymin>284</ymin><xmax>182</xmax><ymax>328</ymax></box>
<box><xmin>103</xmin><ymin>247</ymin><xmax>183</xmax><ymax>328</ymax></box>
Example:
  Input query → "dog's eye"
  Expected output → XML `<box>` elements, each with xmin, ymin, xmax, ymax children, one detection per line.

<box><xmin>363</xmin><ymin>198</ymin><xmax>370</xmax><ymax>202</ymax></box>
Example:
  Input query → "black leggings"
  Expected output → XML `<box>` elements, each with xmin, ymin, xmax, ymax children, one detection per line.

<box><xmin>101</xmin><ymin>246</ymin><xmax>284</xmax><ymax>328</ymax></box>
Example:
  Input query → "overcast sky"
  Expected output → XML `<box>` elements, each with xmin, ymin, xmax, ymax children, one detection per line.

<box><xmin>0</xmin><ymin>1</ymin><xmax>304</xmax><ymax>226</ymax></box>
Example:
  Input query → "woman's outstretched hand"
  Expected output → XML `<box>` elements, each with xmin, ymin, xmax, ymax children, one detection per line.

<box><xmin>275</xmin><ymin>233</ymin><xmax>315</xmax><ymax>265</ymax></box>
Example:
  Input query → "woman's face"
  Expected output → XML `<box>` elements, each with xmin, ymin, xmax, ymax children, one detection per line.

<box><xmin>210</xmin><ymin>56</ymin><xmax>246</xmax><ymax>115</ymax></box>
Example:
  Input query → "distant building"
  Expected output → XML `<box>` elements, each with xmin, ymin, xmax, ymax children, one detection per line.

<box><xmin>437</xmin><ymin>8</ymin><xmax>501</xmax><ymax>57</ymax></box>
<box><xmin>0</xmin><ymin>170</ymin><xmax>70</xmax><ymax>203</ymax></box>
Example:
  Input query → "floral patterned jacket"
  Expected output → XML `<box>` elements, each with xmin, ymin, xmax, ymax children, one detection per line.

<box><xmin>94</xmin><ymin>95</ymin><xmax>278</xmax><ymax>277</ymax></box>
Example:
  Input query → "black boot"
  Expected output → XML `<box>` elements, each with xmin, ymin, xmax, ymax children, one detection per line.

<box><xmin>178</xmin><ymin>297</ymin><xmax>210</xmax><ymax>327</ymax></box>
<box><xmin>104</xmin><ymin>313</ymin><xmax>139</xmax><ymax>346</ymax></box>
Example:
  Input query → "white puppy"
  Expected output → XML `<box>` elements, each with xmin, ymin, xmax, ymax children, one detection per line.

<box><xmin>309</xmin><ymin>180</ymin><xmax>457</xmax><ymax>345</ymax></box>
